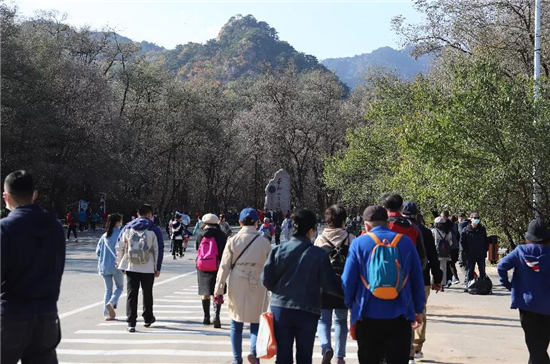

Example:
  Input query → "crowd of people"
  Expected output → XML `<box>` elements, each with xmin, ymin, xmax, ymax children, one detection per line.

<box><xmin>1</xmin><ymin>170</ymin><xmax>550</xmax><ymax>364</ymax></box>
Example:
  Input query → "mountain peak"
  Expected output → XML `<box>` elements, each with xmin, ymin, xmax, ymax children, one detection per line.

<box><xmin>216</xmin><ymin>14</ymin><xmax>278</xmax><ymax>42</ymax></box>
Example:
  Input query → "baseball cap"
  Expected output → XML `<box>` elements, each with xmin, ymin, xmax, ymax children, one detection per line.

<box><xmin>363</xmin><ymin>205</ymin><xmax>388</xmax><ymax>222</ymax></box>
<box><xmin>239</xmin><ymin>208</ymin><xmax>259</xmax><ymax>222</ymax></box>
<box><xmin>402</xmin><ymin>202</ymin><xmax>418</xmax><ymax>217</ymax></box>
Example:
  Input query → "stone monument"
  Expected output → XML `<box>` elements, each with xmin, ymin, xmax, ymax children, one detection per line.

<box><xmin>264</xmin><ymin>169</ymin><xmax>291</xmax><ymax>214</ymax></box>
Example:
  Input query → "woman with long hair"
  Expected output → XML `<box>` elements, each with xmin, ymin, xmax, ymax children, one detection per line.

<box><xmin>95</xmin><ymin>213</ymin><xmax>124</xmax><ymax>320</ymax></box>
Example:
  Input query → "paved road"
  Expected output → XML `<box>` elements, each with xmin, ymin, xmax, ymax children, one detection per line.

<box><xmin>56</xmin><ymin>228</ymin><xmax>538</xmax><ymax>364</ymax></box>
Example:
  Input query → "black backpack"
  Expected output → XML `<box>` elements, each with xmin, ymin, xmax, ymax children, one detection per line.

<box><xmin>320</xmin><ymin>233</ymin><xmax>350</xmax><ymax>278</ymax></box>
<box><xmin>345</xmin><ymin>220</ymin><xmax>357</xmax><ymax>235</ymax></box>
<box><xmin>467</xmin><ymin>276</ymin><xmax>493</xmax><ymax>295</ymax></box>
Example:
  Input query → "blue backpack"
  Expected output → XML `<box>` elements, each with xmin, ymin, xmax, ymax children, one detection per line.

<box><xmin>360</xmin><ymin>232</ymin><xmax>407</xmax><ymax>300</ymax></box>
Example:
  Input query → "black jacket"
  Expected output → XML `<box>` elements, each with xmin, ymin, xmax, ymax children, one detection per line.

<box><xmin>1</xmin><ymin>204</ymin><xmax>66</xmax><ymax>315</ymax></box>
<box><xmin>195</xmin><ymin>226</ymin><xmax>227</xmax><ymax>261</ymax></box>
<box><xmin>460</xmin><ymin>224</ymin><xmax>489</xmax><ymax>258</ymax></box>
<box><xmin>416</xmin><ymin>221</ymin><xmax>443</xmax><ymax>285</ymax></box>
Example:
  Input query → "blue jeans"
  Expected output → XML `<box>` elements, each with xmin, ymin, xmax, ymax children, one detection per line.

<box><xmin>230</xmin><ymin>320</ymin><xmax>259</xmax><ymax>361</ymax></box>
<box><xmin>271</xmin><ymin>306</ymin><xmax>319</xmax><ymax>364</ymax></box>
<box><xmin>317</xmin><ymin>308</ymin><xmax>348</xmax><ymax>358</ymax></box>
<box><xmin>102</xmin><ymin>271</ymin><xmax>124</xmax><ymax>316</ymax></box>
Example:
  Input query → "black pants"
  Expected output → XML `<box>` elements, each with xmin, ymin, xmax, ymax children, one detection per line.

<box><xmin>447</xmin><ymin>249</ymin><xmax>460</xmax><ymax>281</ymax></box>
<box><xmin>126</xmin><ymin>271</ymin><xmax>155</xmax><ymax>326</ymax></box>
<box><xmin>520</xmin><ymin>309</ymin><xmax>550</xmax><ymax>364</ymax></box>
<box><xmin>67</xmin><ymin>225</ymin><xmax>77</xmax><ymax>239</ymax></box>
<box><xmin>1</xmin><ymin>313</ymin><xmax>61</xmax><ymax>364</ymax></box>
<box><xmin>90</xmin><ymin>222</ymin><xmax>96</xmax><ymax>231</ymax></box>
<box><xmin>79</xmin><ymin>222</ymin><xmax>85</xmax><ymax>231</ymax></box>
<box><xmin>172</xmin><ymin>239</ymin><xmax>182</xmax><ymax>256</ymax></box>
<box><xmin>275</xmin><ymin>233</ymin><xmax>281</xmax><ymax>245</ymax></box>
<box><xmin>467</xmin><ymin>256</ymin><xmax>486</xmax><ymax>282</ymax></box>
<box><xmin>355</xmin><ymin>316</ymin><xmax>412</xmax><ymax>364</ymax></box>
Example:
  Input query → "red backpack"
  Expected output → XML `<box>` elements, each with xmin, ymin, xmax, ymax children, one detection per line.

<box><xmin>196</xmin><ymin>236</ymin><xmax>219</xmax><ymax>271</ymax></box>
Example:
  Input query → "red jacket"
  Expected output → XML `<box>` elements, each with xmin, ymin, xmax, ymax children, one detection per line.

<box><xmin>388</xmin><ymin>212</ymin><xmax>418</xmax><ymax>246</ymax></box>
<box><xmin>66</xmin><ymin>212</ymin><xmax>77</xmax><ymax>226</ymax></box>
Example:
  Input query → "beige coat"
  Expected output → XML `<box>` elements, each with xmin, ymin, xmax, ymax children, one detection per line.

<box><xmin>214</xmin><ymin>226</ymin><xmax>272</xmax><ymax>323</ymax></box>
<box><xmin>314</xmin><ymin>227</ymin><xmax>355</xmax><ymax>249</ymax></box>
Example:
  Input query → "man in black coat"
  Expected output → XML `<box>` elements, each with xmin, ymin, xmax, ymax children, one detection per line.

<box><xmin>402</xmin><ymin>203</ymin><xmax>443</xmax><ymax>361</ymax></box>
<box><xmin>1</xmin><ymin>170</ymin><xmax>66</xmax><ymax>364</ymax></box>
<box><xmin>459</xmin><ymin>212</ymin><xmax>489</xmax><ymax>286</ymax></box>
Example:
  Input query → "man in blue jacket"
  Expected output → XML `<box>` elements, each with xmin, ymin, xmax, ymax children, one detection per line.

<box><xmin>498</xmin><ymin>218</ymin><xmax>550</xmax><ymax>364</ymax></box>
<box><xmin>1</xmin><ymin>170</ymin><xmax>66</xmax><ymax>364</ymax></box>
<box><xmin>342</xmin><ymin>205</ymin><xmax>425</xmax><ymax>364</ymax></box>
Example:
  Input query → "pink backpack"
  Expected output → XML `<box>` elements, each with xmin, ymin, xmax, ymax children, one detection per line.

<box><xmin>196</xmin><ymin>236</ymin><xmax>219</xmax><ymax>271</ymax></box>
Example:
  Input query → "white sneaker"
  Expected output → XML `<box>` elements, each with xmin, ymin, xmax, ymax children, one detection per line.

<box><xmin>408</xmin><ymin>360</ymin><xmax>416</xmax><ymax>364</ymax></box>
<box><xmin>414</xmin><ymin>352</ymin><xmax>424</xmax><ymax>359</ymax></box>
<box><xmin>452</xmin><ymin>279</ymin><xmax>460</xmax><ymax>284</ymax></box>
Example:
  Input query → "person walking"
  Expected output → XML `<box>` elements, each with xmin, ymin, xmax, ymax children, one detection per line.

<box><xmin>262</xmin><ymin>209</ymin><xmax>343</xmax><ymax>364</ymax></box>
<box><xmin>282</xmin><ymin>214</ymin><xmax>293</xmax><ymax>242</ymax></box>
<box><xmin>66</xmin><ymin>208</ymin><xmax>78</xmax><ymax>242</ymax></box>
<box><xmin>1</xmin><ymin>170</ymin><xmax>66</xmax><ymax>364</ymax></box>
<box><xmin>459</xmin><ymin>212</ymin><xmax>489</xmax><ymax>288</ymax></box>
<box><xmin>382</xmin><ymin>193</ymin><xmax>427</xmax><ymax>269</ymax></box>
<box><xmin>259</xmin><ymin>217</ymin><xmax>275</xmax><ymax>242</ymax></box>
<box><xmin>341</xmin><ymin>205</ymin><xmax>425</xmax><ymax>364</ymax></box>
<box><xmin>431</xmin><ymin>217</ymin><xmax>453</xmax><ymax>290</ymax></box>
<box><xmin>171</xmin><ymin>213</ymin><xmax>185</xmax><ymax>259</ymax></box>
<box><xmin>90</xmin><ymin>211</ymin><xmax>100</xmax><ymax>231</ymax></box>
<box><xmin>214</xmin><ymin>208</ymin><xmax>272</xmax><ymax>364</ymax></box>
<box><xmin>78</xmin><ymin>208</ymin><xmax>87</xmax><ymax>232</ymax></box>
<box><xmin>314</xmin><ymin>205</ymin><xmax>356</xmax><ymax>364</ymax></box>
<box><xmin>196</xmin><ymin>213</ymin><xmax>227</xmax><ymax>328</ymax></box>
<box><xmin>498</xmin><ymin>218</ymin><xmax>550</xmax><ymax>364</ymax></box>
<box><xmin>116</xmin><ymin>204</ymin><xmax>163</xmax><ymax>332</ymax></box>
<box><xmin>219</xmin><ymin>213</ymin><xmax>232</xmax><ymax>238</ymax></box>
<box><xmin>96</xmin><ymin>213</ymin><xmax>124</xmax><ymax>320</ymax></box>
<box><xmin>402</xmin><ymin>204</ymin><xmax>443</xmax><ymax>363</ymax></box>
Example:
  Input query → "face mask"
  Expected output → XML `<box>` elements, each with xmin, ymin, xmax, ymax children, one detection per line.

<box><xmin>472</xmin><ymin>219</ymin><xmax>480</xmax><ymax>225</ymax></box>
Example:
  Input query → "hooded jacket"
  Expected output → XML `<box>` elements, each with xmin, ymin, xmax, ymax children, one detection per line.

<box><xmin>314</xmin><ymin>227</ymin><xmax>356</xmax><ymax>309</ymax></box>
<box><xmin>117</xmin><ymin>217</ymin><xmax>162</xmax><ymax>273</ymax></box>
<box><xmin>498</xmin><ymin>244</ymin><xmax>550</xmax><ymax>315</ymax></box>
<box><xmin>1</xmin><ymin>204</ymin><xmax>66</xmax><ymax>315</ymax></box>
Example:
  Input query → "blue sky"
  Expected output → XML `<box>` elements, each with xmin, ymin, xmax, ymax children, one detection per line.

<box><xmin>15</xmin><ymin>1</ymin><xmax>422</xmax><ymax>60</ymax></box>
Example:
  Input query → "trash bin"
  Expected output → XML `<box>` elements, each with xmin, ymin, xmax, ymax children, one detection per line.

<box><xmin>487</xmin><ymin>235</ymin><xmax>499</xmax><ymax>264</ymax></box>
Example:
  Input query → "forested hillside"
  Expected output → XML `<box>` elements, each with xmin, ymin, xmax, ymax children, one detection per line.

<box><xmin>322</xmin><ymin>46</ymin><xmax>432</xmax><ymax>88</ymax></box>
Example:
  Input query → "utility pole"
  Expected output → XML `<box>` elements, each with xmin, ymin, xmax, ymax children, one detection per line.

<box><xmin>533</xmin><ymin>0</ymin><xmax>542</xmax><ymax>216</ymax></box>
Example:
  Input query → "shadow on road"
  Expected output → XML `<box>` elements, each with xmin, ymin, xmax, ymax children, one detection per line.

<box><xmin>429</xmin><ymin>313</ymin><xmax>519</xmax><ymax>323</ymax></box>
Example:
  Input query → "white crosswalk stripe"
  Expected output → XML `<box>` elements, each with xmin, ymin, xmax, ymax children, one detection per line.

<box><xmin>59</xmin><ymin>279</ymin><xmax>359</xmax><ymax>364</ymax></box>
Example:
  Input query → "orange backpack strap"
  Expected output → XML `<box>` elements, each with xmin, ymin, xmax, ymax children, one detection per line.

<box><xmin>390</xmin><ymin>234</ymin><xmax>403</xmax><ymax>247</ymax></box>
<box><xmin>366</xmin><ymin>232</ymin><xmax>383</xmax><ymax>245</ymax></box>
<box><xmin>359</xmin><ymin>274</ymin><xmax>369</xmax><ymax>289</ymax></box>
